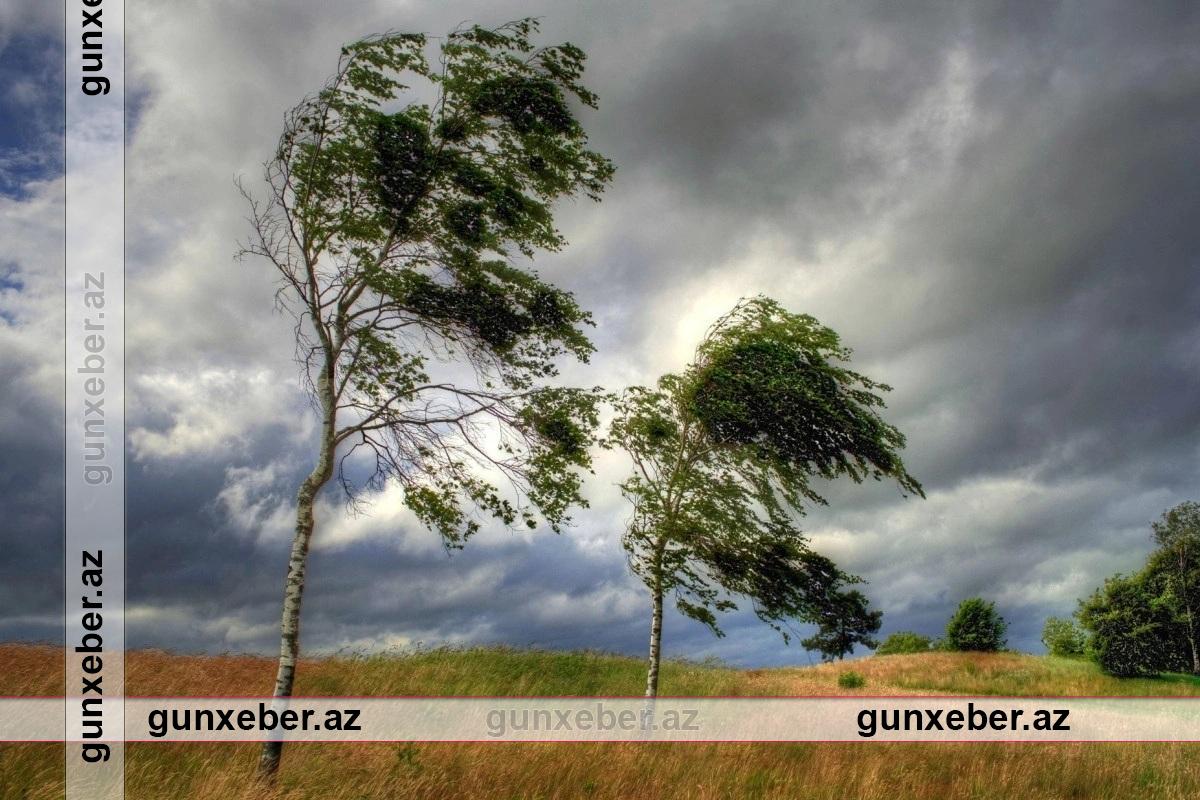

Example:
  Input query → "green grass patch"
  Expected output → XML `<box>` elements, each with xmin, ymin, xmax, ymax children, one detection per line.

<box><xmin>837</xmin><ymin>671</ymin><xmax>865</xmax><ymax>689</ymax></box>
<box><xmin>294</xmin><ymin>646</ymin><xmax>748</xmax><ymax>697</ymax></box>
<box><xmin>881</xmin><ymin>653</ymin><xmax>1200</xmax><ymax>696</ymax></box>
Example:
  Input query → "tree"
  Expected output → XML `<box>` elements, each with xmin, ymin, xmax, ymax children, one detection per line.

<box><xmin>875</xmin><ymin>631</ymin><xmax>933</xmax><ymax>655</ymax></box>
<box><xmin>240</xmin><ymin>20</ymin><xmax>613</xmax><ymax>775</ymax></box>
<box><xmin>1150</xmin><ymin>501</ymin><xmax>1200</xmax><ymax>673</ymax></box>
<box><xmin>1072</xmin><ymin>501</ymin><xmax>1200</xmax><ymax>678</ymax></box>
<box><xmin>606</xmin><ymin>297</ymin><xmax>922</xmax><ymax>697</ymax></box>
<box><xmin>944</xmin><ymin>598</ymin><xmax>1007</xmax><ymax>652</ymax></box>
<box><xmin>801</xmin><ymin>586</ymin><xmax>883</xmax><ymax>661</ymax></box>
<box><xmin>1040</xmin><ymin>616</ymin><xmax>1088</xmax><ymax>658</ymax></box>
<box><xmin>1077</xmin><ymin>571</ymin><xmax>1187</xmax><ymax>677</ymax></box>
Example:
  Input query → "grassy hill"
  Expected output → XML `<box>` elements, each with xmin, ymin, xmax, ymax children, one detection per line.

<box><xmin>3</xmin><ymin>644</ymin><xmax>1199</xmax><ymax>799</ymax></box>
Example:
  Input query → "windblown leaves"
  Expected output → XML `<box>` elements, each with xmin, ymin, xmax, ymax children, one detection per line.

<box><xmin>689</xmin><ymin>297</ymin><xmax>923</xmax><ymax>497</ymax></box>
<box><xmin>608</xmin><ymin>297</ymin><xmax>919</xmax><ymax>643</ymax></box>
<box><xmin>248</xmin><ymin>19</ymin><xmax>612</xmax><ymax>546</ymax></box>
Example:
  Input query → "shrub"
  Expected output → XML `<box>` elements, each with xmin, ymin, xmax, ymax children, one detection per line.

<box><xmin>837</xmin><ymin>671</ymin><xmax>865</xmax><ymax>689</ymax></box>
<box><xmin>875</xmin><ymin>631</ymin><xmax>933</xmax><ymax>655</ymax></box>
<box><xmin>1041</xmin><ymin>616</ymin><xmax>1088</xmax><ymax>658</ymax></box>
<box><xmin>945</xmin><ymin>598</ymin><xmax>1007</xmax><ymax>652</ymax></box>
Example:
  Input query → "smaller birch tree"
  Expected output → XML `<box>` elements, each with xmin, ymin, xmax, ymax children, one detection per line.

<box><xmin>608</xmin><ymin>297</ymin><xmax>922</xmax><ymax>697</ymax></box>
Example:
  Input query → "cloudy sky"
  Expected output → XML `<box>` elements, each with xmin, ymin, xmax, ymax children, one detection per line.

<box><xmin>3</xmin><ymin>0</ymin><xmax>1199</xmax><ymax>666</ymax></box>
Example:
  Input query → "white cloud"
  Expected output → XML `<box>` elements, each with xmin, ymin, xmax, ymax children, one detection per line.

<box><xmin>129</xmin><ymin>368</ymin><xmax>309</xmax><ymax>460</ymax></box>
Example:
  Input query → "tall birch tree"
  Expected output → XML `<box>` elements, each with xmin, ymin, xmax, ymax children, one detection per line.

<box><xmin>240</xmin><ymin>20</ymin><xmax>613</xmax><ymax>775</ymax></box>
<box><xmin>607</xmin><ymin>297</ymin><xmax>922</xmax><ymax>697</ymax></box>
<box><xmin>1150</xmin><ymin>501</ymin><xmax>1200</xmax><ymax>673</ymax></box>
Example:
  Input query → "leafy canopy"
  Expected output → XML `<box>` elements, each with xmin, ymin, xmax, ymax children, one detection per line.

<box><xmin>944</xmin><ymin>598</ymin><xmax>1007</xmax><ymax>652</ymax></box>
<box><xmin>1074</xmin><ymin>501</ymin><xmax>1200</xmax><ymax>677</ymax></box>
<box><xmin>242</xmin><ymin>19</ymin><xmax>614</xmax><ymax>544</ymax></box>
<box><xmin>1152</xmin><ymin>501</ymin><xmax>1200</xmax><ymax>554</ymax></box>
<box><xmin>607</xmin><ymin>296</ymin><xmax>922</xmax><ymax>639</ymax></box>
<box><xmin>875</xmin><ymin>631</ymin><xmax>934</xmax><ymax>656</ymax></box>
<box><xmin>688</xmin><ymin>297</ymin><xmax>923</xmax><ymax>499</ymax></box>
<box><xmin>1077</xmin><ymin>572</ymin><xmax>1187</xmax><ymax>677</ymax></box>
<box><xmin>1150</xmin><ymin>501</ymin><xmax>1200</xmax><ymax>644</ymax></box>
<box><xmin>1041</xmin><ymin>616</ymin><xmax>1088</xmax><ymax>659</ymax></box>
<box><xmin>800</xmin><ymin>585</ymin><xmax>883</xmax><ymax>661</ymax></box>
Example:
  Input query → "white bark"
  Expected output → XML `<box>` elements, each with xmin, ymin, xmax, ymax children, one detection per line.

<box><xmin>643</xmin><ymin>533</ymin><xmax>670</xmax><ymax>699</ymax></box>
<box><xmin>644</xmin><ymin>562</ymin><xmax>665</xmax><ymax>699</ymax></box>
<box><xmin>258</xmin><ymin>366</ymin><xmax>337</xmax><ymax>777</ymax></box>
<box><xmin>1175</xmin><ymin>548</ymin><xmax>1199</xmax><ymax>675</ymax></box>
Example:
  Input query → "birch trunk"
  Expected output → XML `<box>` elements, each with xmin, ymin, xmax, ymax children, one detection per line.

<box><xmin>1186</xmin><ymin>604</ymin><xmax>1199</xmax><ymax>674</ymax></box>
<box><xmin>1177</xmin><ymin>550</ymin><xmax>1199</xmax><ymax>675</ymax></box>
<box><xmin>644</xmin><ymin>579</ymin><xmax>664</xmax><ymax>699</ymax></box>
<box><xmin>258</xmin><ymin>367</ymin><xmax>337</xmax><ymax>778</ymax></box>
<box><xmin>643</xmin><ymin>532</ymin><xmax>670</xmax><ymax>700</ymax></box>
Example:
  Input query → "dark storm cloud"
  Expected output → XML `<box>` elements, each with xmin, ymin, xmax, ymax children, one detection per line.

<box><xmin>4</xmin><ymin>0</ymin><xmax>1200</xmax><ymax>662</ymax></box>
<box><xmin>0</xmin><ymin>3</ymin><xmax>63</xmax><ymax>640</ymax></box>
<box><xmin>560</xmin><ymin>2</ymin><xmax>969</xmax><ymax>334</ymax></box>
<box><xmin>0</xmin><ymin>357</ymin><xmax>62</xmax><ymax>640</ymax></box>
<box><xmin>122</xmin><ymin>447</ymin><xmax>652</xmax><ymax>657</ymax></box>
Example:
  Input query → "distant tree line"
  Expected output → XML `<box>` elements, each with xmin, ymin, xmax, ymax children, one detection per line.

<box><xmin>874</xmin><ymin>597</ymin><xmax>1008</xmax><ymax>655</ymax></box>
<box><xmin>866</xmin><ymin>502</ymin><xmax>1200</xmax><ymax>682</ymax></box>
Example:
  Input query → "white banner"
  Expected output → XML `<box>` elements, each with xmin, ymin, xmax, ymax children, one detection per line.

<box><xmin>65</xmin><ymin>0</ymin><xmax>125</xmax><ymax>798</ymax></box>
<box><xmin>5</xmin><ymin>697</ymin><xmax>1200</xmax><ymax>742</ymax></box>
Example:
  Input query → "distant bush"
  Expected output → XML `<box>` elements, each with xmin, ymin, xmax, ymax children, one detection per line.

<box><xmin>1041</xmin><ymin>616</ymin><xmax>1088</xmax><ymax>658</ymax></box>
<box><xmin>876</xmin><ymin>631</ymin><xmax>933</xmax><ymax>655</ymax></box>
<box><xmin>945</xmin><ymin>598</ymin><xmax>1007</xmax><ymax>652</ymax></box>
<box><xmin>837</xmin><ymin>671</ymin><xmax>865</xmax><ymax>689</ymax></box>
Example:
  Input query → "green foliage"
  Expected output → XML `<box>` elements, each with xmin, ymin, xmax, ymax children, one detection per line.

<box><xmin>945</xmin><ymin>598</ymin><xmax>1007</xmax><ymax>652</ymax></box>
<box><xmin>1150</xmin><ymin>501</ymin><xmax>1200</xmax><ymax>672</ymax></box>
<box><xmin>244</xmin><ymin>19</ymin><xmax>614</xmax><ymax>544</ymax></box>
<box><xmin>1041</xmin><ymin>616</ymin><xmax>1089</xmax><ymax>659</ymax></box>
<box><xmin>315</xmin><ymin>646</ymin><xmax>753</xmax><ymax>697</ymax></box>
<box><xmin>837</xmin><ymin>671</ymin><xmax>866</xmax><ymax>689</ymax></box>
<box><xmin>688</xmin><ymin>298</ymin><xmax>923</xmax><ymax>499</ymax></box>
<box><xmin>876</xmin><ymin>631</ymin><xmax>934</xmax><ymax>655</ymax></box>
<box><xmin>1073</xmin><ymin>501</ymin><xmax>1200</xmax><ymax>677</ymax></box>
<box><xmin>1077</xmin><ymin>571</ymin><xmax>1189</xmax><ymax>677</ymax></box>
<box><xmin>801</xmin><ymin>586</ymin><xmax>882</xmax><ymax>661</ymax></box>
<box><xmin>606</xmin><ymin>296</ymin><xmax>920</xmax><ymax>643</ymax></box>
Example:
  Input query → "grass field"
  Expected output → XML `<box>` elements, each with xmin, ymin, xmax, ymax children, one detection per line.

<box><xmin>2</xmin><ymin>644</ymin><xmax>1199</xmax><ymax>799</ymax></box>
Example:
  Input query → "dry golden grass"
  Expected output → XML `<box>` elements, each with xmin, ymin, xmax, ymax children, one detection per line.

<box><xmin>752</xmin><ymin>651</ymin><xmax>1200</xmax><ymax>697</ymax></box>
<box><xmin>7</xmin><ymin>740</ymin><xmax>1200</xmax><ymax>800</ymax></box>
<box><xmin>3</xmin><ymin>644</ymin><xmax>1199</xmax><ymax>799</ymax></box>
